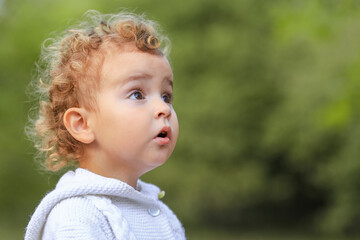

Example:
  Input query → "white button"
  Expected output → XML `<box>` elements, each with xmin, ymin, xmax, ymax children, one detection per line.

<box><xmin>148</xmin><ymin>207</ymin><xmax>160</xmax><ymax>217</ymax></box>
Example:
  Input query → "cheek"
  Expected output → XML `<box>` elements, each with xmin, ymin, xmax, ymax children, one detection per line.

<box><xmin>114</xmin><ymin>108</ymin><xmax>150</xmax><ymax>141</ymax></box>
<box><xmin>171</xmin><ymin>111</ymin><xmax>179</xmax><ymax>142</ymax></box>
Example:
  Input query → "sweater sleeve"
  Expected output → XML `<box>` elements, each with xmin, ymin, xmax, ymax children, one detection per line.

<box><xmin>42</xmin><ymin>196</ymin><xmax>115</xmax><ymax>240</ymax></box>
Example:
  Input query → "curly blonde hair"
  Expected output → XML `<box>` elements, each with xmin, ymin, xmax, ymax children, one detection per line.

<box><xmin>27</xmin><ymin>10</ymin><xmax>170</xmax><ymax>171</ymax></box>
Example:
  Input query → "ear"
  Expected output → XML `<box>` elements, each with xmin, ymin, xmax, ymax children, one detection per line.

<box><xmin>63</xmin><ymin>107</ymin><xmax>95</xmax><ymax>144</ymax></box>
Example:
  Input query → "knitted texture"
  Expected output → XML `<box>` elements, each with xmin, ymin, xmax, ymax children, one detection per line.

<box><xmin>25</xmin><ymin>168</ymin><xmax>186</xmax><ymax>240</ymax></box>
<box><xmin>86</xmin><ymin>195</ymin><xmax>137</xmax><ymax>240</ymax></box>
<box><xmin>43</xmin><ymin>196</ymin><xmax>114</xmax><ymax>239</ymax></box>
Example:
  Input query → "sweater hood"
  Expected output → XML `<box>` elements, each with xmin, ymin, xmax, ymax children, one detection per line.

<box><xmin>25</xmin><ymin>168</ymin><xmax>161</xmax><ymax>240</ymax></box>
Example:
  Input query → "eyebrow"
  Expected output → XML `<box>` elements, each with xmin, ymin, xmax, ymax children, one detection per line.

<box><xmin>121</xmin><ymin>73</ymin><xmax>173</xmax><ymax>88</ymax></box>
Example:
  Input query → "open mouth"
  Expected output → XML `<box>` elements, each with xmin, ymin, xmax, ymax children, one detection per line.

<box><xmin>154</xmin><ymin>126</ymin><xmax>171</xmax><ymax>145</ymax></box>
<box><xmin>157</xmin><ymin>131</ymin><xmax>168</xmax><ymax>138</ymax></box>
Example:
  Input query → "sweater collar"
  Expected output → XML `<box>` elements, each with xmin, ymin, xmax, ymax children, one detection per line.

<box><xmin>56</xmin><ymin>168</ymin><xmax>161</xmax><ymax>201</ymax></box>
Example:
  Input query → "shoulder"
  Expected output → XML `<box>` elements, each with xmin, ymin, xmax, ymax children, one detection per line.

<box><xmin>43</xmin><ymin>196</ymin><xmax>114</xmax><ymax>239</ymax></box>
<box><xmin>48</xmin><ymin>196</ymin><xmax>104</xmax><ymax>222</ymax></box>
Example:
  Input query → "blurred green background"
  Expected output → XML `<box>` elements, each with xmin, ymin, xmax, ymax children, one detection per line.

<box><xmin>1</xmin><ymin>0</ymin><xmax>360</xmax><ymax>239</ymax></box>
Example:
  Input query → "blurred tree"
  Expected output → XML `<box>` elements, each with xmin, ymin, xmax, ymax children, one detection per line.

<box><xmin>1</xmin><ymin>0</ymin><xmax>360</xmax><ymax>238</ymax></box>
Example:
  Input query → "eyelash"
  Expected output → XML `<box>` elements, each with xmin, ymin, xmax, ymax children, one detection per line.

<box><xmin>129</xmin><ymin>89</ymin><xmax>145</xmax><ymax>100</ymax></box>
<box><xmin>128</xmin><ymin>89</ymin><xmax>173</xmax><ymax>104</ymax></box>
<box><xmin>162</xmin><ymin>92</ymin><xmax>173</xmax><ymax>104</ymax></box>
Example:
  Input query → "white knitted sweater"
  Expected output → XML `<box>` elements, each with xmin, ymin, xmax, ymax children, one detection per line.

<box><xmin>25</xmin><ymin>168</ymin><xmax>186</xmax><ymax>240</ymax></box>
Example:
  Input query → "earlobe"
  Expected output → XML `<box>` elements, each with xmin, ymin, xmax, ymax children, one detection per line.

<box><xmin>63</xmin><ymin>108</ymin><xmax>95</xmax><ymax>144</ymax></box>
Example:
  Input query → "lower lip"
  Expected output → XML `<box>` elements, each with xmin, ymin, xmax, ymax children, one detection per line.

<box><xmin>154</xmin><ymin>137</ymin><xmax>170</xmax><ymax>145</ymax></box>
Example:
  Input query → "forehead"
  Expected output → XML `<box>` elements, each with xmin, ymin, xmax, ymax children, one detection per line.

<box><xmin>100</xmin><ymin>47</ymin><xmax>173</xmax><ymax>87</ymax></box>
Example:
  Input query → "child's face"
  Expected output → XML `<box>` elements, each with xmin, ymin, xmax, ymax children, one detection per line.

<box><xmin>88</xmin><ymin>48</ymin><xmax>178</xmax><ymax>177</ymax></box>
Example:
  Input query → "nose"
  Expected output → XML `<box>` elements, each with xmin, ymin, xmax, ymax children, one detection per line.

<box><xmin>154</xmin><ymin>98</ymin><xmax>172</xmax><ymax>119</ymax></box>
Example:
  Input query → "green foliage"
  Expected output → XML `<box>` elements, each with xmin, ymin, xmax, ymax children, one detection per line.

<box><xmin>1</xmin><ymin>0</ymin><xmax>360</xmax><ymax>238</ymax></box>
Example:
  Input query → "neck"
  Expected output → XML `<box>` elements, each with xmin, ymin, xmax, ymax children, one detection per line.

<box><xmin>79</xmin><ymin>148</ymin><xmax>142</xmax><ymax>189</ymax></box>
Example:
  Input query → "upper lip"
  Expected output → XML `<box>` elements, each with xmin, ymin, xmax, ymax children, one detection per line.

<box><xmin>155</xmin><ymin>126</ymin><xmax>171</xmax><ymax>139</ymax></box>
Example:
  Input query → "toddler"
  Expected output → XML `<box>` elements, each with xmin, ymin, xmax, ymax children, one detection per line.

<box><xmin>25</xmin><ymin>10</ymin><xmax>185</xmax><ymax>240</ymax></box>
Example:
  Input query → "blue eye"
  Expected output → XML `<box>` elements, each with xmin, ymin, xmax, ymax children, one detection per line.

<box><xmin>129</xmin><ymin>90</ymin><xmax>144</xmax><ymax>100</ymax></box>
<box><xmin>162</xmin><ymin>93</ymin><xmax>173</xmax><ymax>104</ymax></box>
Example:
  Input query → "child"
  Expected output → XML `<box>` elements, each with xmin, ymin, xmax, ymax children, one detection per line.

<box><xmin>25</xmin><ymin>10</ymin><xmax>185</xmax><ymax>240</ymax></box>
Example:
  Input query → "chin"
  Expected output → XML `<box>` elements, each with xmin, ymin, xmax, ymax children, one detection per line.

<box><xmin>146</xmin><ymin>157</ymin><xmax>168</xmax><ymax>170</ymax></box>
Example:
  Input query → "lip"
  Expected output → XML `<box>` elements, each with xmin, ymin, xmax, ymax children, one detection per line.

<box><xmin>154</xmin><ymin>126</ymin><xmax>171</xmax><ymax>145</ymax></box>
